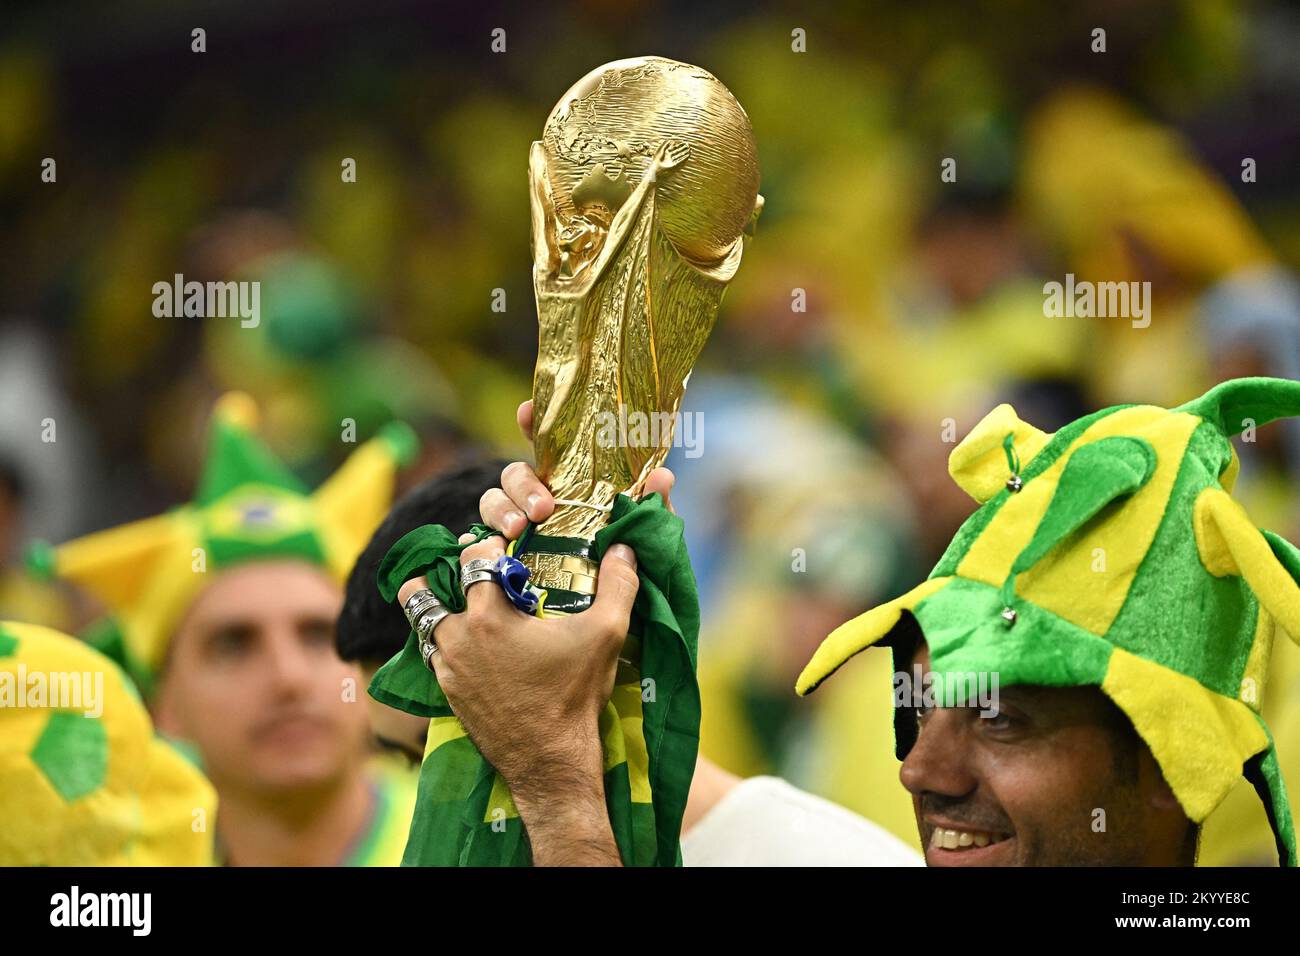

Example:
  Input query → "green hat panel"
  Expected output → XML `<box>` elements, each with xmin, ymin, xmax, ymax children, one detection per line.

<box><xmin>1103</xmin><ymin>422</ymin><xmax>1259</xmax><ymax>698</ymax></box>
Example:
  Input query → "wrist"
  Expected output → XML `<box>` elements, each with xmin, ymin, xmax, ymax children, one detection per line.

<box><xmin>504</xmin><ymin>726</ymin><xmax>618</xmax><ymax>865</ymax></box>
<box><xmin>516</xmin><ymin>788</ymin><xmax>619</xmax><ymax>867</ymax></box>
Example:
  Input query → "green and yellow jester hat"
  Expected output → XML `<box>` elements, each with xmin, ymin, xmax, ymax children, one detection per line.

<box><xmin>0</xmin><ymin>620</ymin><xmax>216</xmax><ymax>865</ymax></box>
<box><xmin>27</xmin><ymin>392</ymin><xmax>417</xmax><ymax>692</ymax></box>
<box><xmin>797</xmin><ymin>377</ymin><xmax>1300</xmax><ymax>866</ymax></box>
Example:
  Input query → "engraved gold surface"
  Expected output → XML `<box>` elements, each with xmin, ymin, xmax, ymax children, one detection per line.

<box><xmin>519</xmin><ymin>552</ymin><xmax>599</xmax><ymax>595</ymax></box>
<box><xmin>528</xmin><ymin>56</ymin><xmax>762</xmax><ymax>543</ymax></box>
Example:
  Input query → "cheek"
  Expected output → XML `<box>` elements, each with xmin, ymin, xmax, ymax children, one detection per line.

<box><xmin>977</xmin><ymin>748</ymin><xmax>1050</xmax><ymax>826</ymax></box>
<box><xmin>321</xmin><ymin>662</ymin><xmax>369</xmax><ymax>724</ymax></box>
<box><xmin>981</xmin><ymin>734</ymin><xmax>1113</xmax><ymax>836</ymax></box>
<box><xmin>327</xmin><ymin>660</ymin><xmax>362</xmax><ymax>698</ymax></box>
<box><xmin>170</xmin><ymin>653</ymin><xmax>266</xmax><ymax>732</ymax></box>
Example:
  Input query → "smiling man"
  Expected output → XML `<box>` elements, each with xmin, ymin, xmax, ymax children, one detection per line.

<box><xmin>30</xmin><ymin>392</ymin><xmax>418</xmax><ymax>866</ymax></box>
<box><xmin>891</xmin><ymin>619</ymin><xmax>1196</xmax><ymax>866</ymax></box>
<box><xmin>799</xmin><ymin>377</ymin><xmax>1300</xmax><ymax>867</ymax></box>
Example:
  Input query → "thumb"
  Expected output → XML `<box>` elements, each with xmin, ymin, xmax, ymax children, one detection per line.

<box><xmin>587</xmin><ymin>544</ymin><xmax>640</xmax><ymax>637</ymax></box>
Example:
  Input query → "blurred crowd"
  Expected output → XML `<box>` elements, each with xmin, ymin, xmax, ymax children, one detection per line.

<box><xmin>2</xmin><ymin>0</ymin><xmax>1298</xmax><ymax>864</ymax></box>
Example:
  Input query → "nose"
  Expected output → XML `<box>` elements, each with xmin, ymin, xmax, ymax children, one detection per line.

<box><xmin>899</xmin><ymin>708</ymin><xmax>979</xmax><ymax>799</ymax></box>
<box><xmin>263</xmin><ymin>626</ymin><xmax>314</xmax><ymax>697</ymax></box>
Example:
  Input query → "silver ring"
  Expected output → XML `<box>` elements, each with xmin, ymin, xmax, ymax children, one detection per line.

<box><xmin>414</xmin><ymin>604</ymin><xmax>451</xmax><ymax>670</ymax></box>
<box><xmin>461</xmin><ymin>558</ymin><xmax>499</xmax><ymax>593</ymax></box>
<box><xmin>403</xmin><ymin>589</ymin><xmax>441</xmax><ymax>629</ymax></box>
<box><xmin>419</xmin><ymin>633</ymin><xmax>439</xmax><ymax>670</ymax></box>
<box><xmin>414</xmin><ymin>603</ymin><xmax>450</xmax><ymax>642</ymax></box>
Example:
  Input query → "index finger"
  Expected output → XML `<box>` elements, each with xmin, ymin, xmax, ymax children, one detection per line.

<box><xmin>459</xmin><ymin>535</ymin><xmax>509</xmax><ymax>612</ymax></box>
<box><xmin>397</xmin><ymin>575</ymin><xmax>432</xmax><ymax>608</ymax></box>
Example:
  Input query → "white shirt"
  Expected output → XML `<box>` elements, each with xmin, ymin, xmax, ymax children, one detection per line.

<box><xmin>681</xmin><ymin>775</ymin><xmax>924</xmax><ymax>867</ymax></box>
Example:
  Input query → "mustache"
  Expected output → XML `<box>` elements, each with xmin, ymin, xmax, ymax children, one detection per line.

<box><xmin>920</xmin><ymin>794</ymin><xmax>1014</xmax><ymax>835</ymax></box>
<box><xmin>248</xmin><ymin>706</ymin><xmax>331</xmax><ymax>740</ymax></box>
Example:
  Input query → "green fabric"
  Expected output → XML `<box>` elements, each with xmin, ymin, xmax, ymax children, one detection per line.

<box><xmin>1244</xmin><ymin>728</ymin><xmax>1296</xmax><ymax>868</ymax></box>
<box><xmin>1264</xmin><ymin>530</ymin><xmax>1300</xmax><ymax>584</ymax></box>
<box><xmin>1104</xmin><ymin>422</ymin><xmax>1256</xmax><ymax>696</ymax></box>
<box><xmin>367</xmin><ymin>522</ymin><xmax>499</xmax><ymax>719</ymax></box>
<box><xmin>82</xmin><ymin>618</ymin><xmax>151</xmax><ymax>703</ymax></box>
<box><xmin>1175</xmin><ymin>376</ymin><xmax>1300</xmax><ymax>437</ymax></box>
<box><xmin>0</xmin><ymin>625</ymin><xmax>17</xmax><ymax>658</ymax></box>
<box><xmin>195</xmin><ymin>415</ymin><xmax>306</xmax><ymax>507</ymax></box>
<box><xmin>369</xmin><ymin>492</ymin><xmax>700</xmax><ymax>867</ymax></box>
<box><xmin>592</xmin><ymin>493</ymin><xmax>700</xmax><ymax>867</ymax></box>
<box><xmin>915</xmin><ymin>579</ymin><xmax>1115</xmax><ymax>690</ymax></box>
<box><xmin>31</xmin><ymin>712</ymin><xmax>109</xmax><ymax>801</ymax></box>
<box><xmin>203</xmin><ymin>526</ymin><xmax>327</xmax><ymax>568</ymax></box>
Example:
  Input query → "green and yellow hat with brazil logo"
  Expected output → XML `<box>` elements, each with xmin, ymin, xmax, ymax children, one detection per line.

<box><xmin>27</xmin><ymin>392</ymin><xmax>416</xmax><ymax>693</ymax></box>
<box><xmin>797</xmin><ymin>377</ymin><xmax>1300</xmax><ymax>866</ymax></box>
<box><xmin>0</xmin><ymin>620</ymin><xmax>217</xmax><ymax>865</ymax></box>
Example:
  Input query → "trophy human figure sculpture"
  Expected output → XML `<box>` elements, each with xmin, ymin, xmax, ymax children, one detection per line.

<box><xmin>520</xmin><ymin>55</ymin><xmax>763</xmax><ymax>612</ymax></box>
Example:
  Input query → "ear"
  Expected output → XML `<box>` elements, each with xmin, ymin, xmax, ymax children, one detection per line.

<box><xmin>1193</xmin><ymin>488</ymin><xmax>1300</xmax><ymax>644</ymax></box>
<box><xmin>948</xmin><ymin>404</ymin><xmax>1051</xmax><ymax>503</ymax></box>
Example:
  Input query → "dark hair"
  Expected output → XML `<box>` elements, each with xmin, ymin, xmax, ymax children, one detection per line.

<box><xmin>335</xmin><ymin>455</ymin><xmax>507</xmax><ymax>665</ymax></box>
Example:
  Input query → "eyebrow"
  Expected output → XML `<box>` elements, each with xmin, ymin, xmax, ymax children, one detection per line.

<box><xmin>202</xmin><ymin>621</ymin><xmax>258</xmax><ymax>642</ymax></box>
<box><xmin>297</xmin><ymin>614</ymin><xmax>338</xmax><ymax>629</ymax></box>
<box><xmin>201</xmin><ymin>612</ymin><xmax>336</xmax><ymax>632</ymax></box>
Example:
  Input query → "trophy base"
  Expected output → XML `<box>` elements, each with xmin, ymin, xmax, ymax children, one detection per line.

<box><xmin>516</xmin><ymin>532</ymin><xmax>600</xmax><ymax>614</ymax></box>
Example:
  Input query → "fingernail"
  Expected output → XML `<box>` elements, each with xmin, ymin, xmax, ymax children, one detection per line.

<box><xmin>506</xmin><ymin>511</ymin><xmax>524</xmax><ymax>531</ymax></box>
<box><xmin>608</xmin><ymin>544</ymin><xmax>636</xmax><ymax>567</ymax></box>
<box><xmin>526</xmin><ymin>493</ymin><xmax>542</xmax><ymax>514</ymax></box>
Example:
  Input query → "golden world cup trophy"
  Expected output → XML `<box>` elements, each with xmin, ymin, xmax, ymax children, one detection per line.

<box><xmin>519</xmin><ymin>56</ymin><xmax>763</xmax><ymax>612</ymax></box>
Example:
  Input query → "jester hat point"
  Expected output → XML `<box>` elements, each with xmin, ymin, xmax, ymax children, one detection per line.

<box><xmin>797</xmin><ymin>377</ymin><xmax>1300</xmax><ymax>866</ymax></box>
<box><xmin>28</xmin><ymin>392</ymin><xmax>417</xmax><ymax>689</ymax></box>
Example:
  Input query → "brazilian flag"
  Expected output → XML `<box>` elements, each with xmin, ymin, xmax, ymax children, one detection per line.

<box><xmin>369</xmin><ymin>492</ymin><xmax>700</xmax><ymax>866</ymax></box>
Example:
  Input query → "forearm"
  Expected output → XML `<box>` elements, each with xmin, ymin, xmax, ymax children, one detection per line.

<box><xmin>508</xmin><ymin>731</ymin><xmax>622</xmax><ymax>866</ymax></box>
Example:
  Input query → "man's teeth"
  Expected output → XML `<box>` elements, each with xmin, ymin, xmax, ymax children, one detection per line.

<box><xmin>929</xmin><ymin>828</ymin><xmax>1000</xmax><ymax>850</ymax></box>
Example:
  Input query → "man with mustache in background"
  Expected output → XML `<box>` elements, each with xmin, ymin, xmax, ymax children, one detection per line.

<box><xmin>29</xmin><ymin>392</ymin><xmax>418</xmax><ymax>866</ymax></box>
